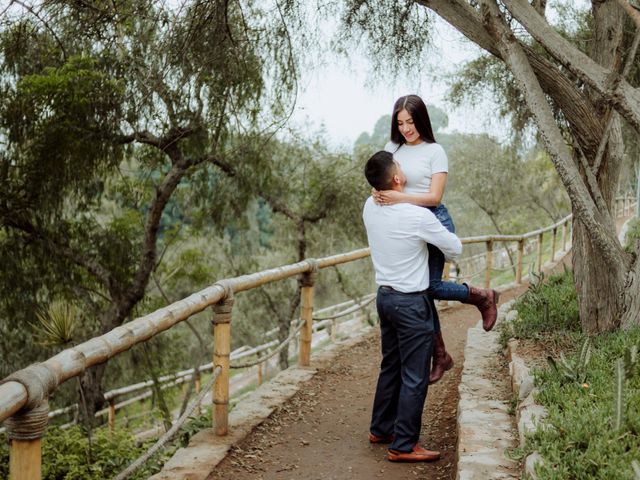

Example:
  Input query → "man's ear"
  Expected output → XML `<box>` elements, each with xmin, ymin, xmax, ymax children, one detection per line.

<box><xmin>392</xmin><ymin>174</ymin><xmax>400</xmax><ymax>185</ymax></box>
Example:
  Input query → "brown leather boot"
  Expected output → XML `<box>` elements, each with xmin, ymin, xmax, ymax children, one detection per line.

<box><xmin>429</xmin><ymin>330</ymin><xmax>454</xmax><ymax>384</ymax></box>
<box><xmin>463</xmin><ymin>285</ymin><xmax>500</xmax><ymax>331</ymax></box>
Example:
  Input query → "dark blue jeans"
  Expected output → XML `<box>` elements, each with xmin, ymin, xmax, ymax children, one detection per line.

<box><xmin>426</xmin><ymin>204</ymin><xmax>470</xmax><ymax>333</ymax></box>
<box><xmin>370</xmin><ymin>286</ymin><xmax>434</xmax><ymax>452</ymax></box>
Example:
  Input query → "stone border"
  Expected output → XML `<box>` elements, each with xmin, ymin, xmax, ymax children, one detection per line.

<box><xmin>456</xmin><ymin>300</ymin><xmax>519</xmax><ymax>480</ymax></box>
<box><xmin>504</xmin><ymin>310</ymin><xmax>548</xmax><ymax>480</ymax></box>
<box><xmin>148</xmin><ymin>326</ymin><xmax>375</xmax><ymax>480</ymax></box>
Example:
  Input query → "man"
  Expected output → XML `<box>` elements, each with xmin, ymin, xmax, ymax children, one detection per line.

<box><xmin>362</xmin><ymin>150</ymin><xmax>462</xmax><ymax>462</ymax></box>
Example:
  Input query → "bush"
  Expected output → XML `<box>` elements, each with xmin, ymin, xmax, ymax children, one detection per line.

<box><xmin>0</xmin><ymin>425</ymin><xmax>172</xmax><ymax>479</ymax></box>
<box><xmin>499</xmin><ymin>268</ymin><xmax>581</xmax><ymax>348</ymax></box>
<box><xmin>525</xmin><ymin>328</ymin><xmax>640</xmax><ymax>479</ymax></box>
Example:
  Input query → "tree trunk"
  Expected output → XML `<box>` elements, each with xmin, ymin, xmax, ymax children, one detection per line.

<box><xmin>78</xmin><ymin>364</ymin><xmax>107</xmax><ymax>426</ymax></box>
<box><xmin>571</xmin><ymin>0</ymin><xmax>628</xmax><ymax>333</ymax></box>
<box><xmin>572</xmin><ymin>219</ymin><xmax>624</xmax><ymax>333</ymax></box>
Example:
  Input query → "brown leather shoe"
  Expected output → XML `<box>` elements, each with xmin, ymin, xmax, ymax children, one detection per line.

<box><xmin>388</xmin><ymin>444</ymin><xmax>441</xmax><ymax>462</ymax></box>
<box><xmin>429</xmin><ymin>330</ymin><xmax>454</xmax><ymax>384</ymax></box>
<box><xmin>369</xmin><ymin>432</ymin><xmax>394</xmax><ymax>444</ymax></box>
<box><xmin>463</xmin><ymin>285</ymin><xmax>500</xmax><ymax>331</ymax></box>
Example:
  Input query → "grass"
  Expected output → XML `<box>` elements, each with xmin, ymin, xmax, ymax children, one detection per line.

<box><xmin>524</xmin><ymin>328</ymin><xmax>640</xmax><ymax>479</ymax></box>
<box><xmin>498</xmin><ymin>267</ymin><xmax>581</xmax><ymax>350</ymax></box>
<box><xmin>503</xmin><ymin>268</ymin><xmax>640</xmax><ymax>479</ymax></box>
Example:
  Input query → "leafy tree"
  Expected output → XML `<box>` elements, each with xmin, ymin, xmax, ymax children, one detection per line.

<box><xmin>0</xmin><ymin>0</ymin><xmax>313</xmax><ymax>422</ymax></box>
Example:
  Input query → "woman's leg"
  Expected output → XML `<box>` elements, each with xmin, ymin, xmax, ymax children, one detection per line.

<box><xmin>427</xmin><ymin>242</ymin><xmax>501</xmax><ymax>332</ymax></box>
<box><xmin>426</xmin><ymin>243</ymin><xmax>470</xmax><ymax>302</ymax></box>
<box><xmin>426</xmin><ymin>244</ymin><xmax>455</xmax><ymax>384</ymax></box>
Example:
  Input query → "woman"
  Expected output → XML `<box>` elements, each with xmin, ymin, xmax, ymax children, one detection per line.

<box><xmin>372</xmin><ymin>95</ymin><xmax>499</xmax><ymax>384</ymax></box>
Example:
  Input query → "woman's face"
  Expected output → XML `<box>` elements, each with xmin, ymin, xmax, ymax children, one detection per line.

<box><xmin>396</xmin><ymin>109</ymin><xmax>422</xmax><ymax>145</ymax></box>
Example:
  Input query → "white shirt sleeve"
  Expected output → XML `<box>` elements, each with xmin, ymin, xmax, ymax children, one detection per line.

<box><xmin>431</xmin><ymin>144</ymin><xmax>448</xmax><ymax>174</ymax></box>
<box><xmin>415</xmin><ymin>211</ymin><xmax>462</xmax><ymax>261</ymax></box>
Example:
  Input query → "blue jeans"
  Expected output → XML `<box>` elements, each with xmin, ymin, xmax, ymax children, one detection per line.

<box><xmin>370</xmin><ymin>286</ymin><xmax>434</xmax><ymax>452</ymax></box>
<box><xmin>426</xmin><ymin>205</ymin><xmax>470</xmax><ymax>332</ymax></box>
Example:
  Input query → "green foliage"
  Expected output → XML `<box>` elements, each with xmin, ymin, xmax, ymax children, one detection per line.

<box><xmin>1</xmin><ymin>55</ymin><xmax>125</xmax><ymax>215</ymax></box>
<box><xmin>525</xmin><ymin>328</ymin><xmax>640</xmax><ymax>479</ymax></box>
<box><xmin>499</xmin><ymin>268</ymin><xmax>581</xmax><ymax>347</ymax></box>
<box><xmin>613</xmin><ymin>358</ymin><xmax>625</xmax><ymax>431</ymax></box>
<box><xmin>612</xmin><ymin>345</ymin><xmax>640</xmax><ymax>431</ymax></box>
<box><xmin>0</xmin><ymin>0</ymin><xmax>359</xmax><ymax>410</ymax></box>
<box><xmin>336</xmin><ymin>0</ymin><xmax>432</xmax><ymax>76</ymax></box>
<box><xmin>624</xmin><ymin>218</ymin><xmax>640</xmax><ymax>253</ymax></box>
<box><xmin>0</xmin><ymin>426</ymin><xmax>172</xmax><ymax>480</ymax></box>
<box><xmin>33</xmin><ymin>300</ymin><xmax>81</xmax><ymax>347</ymax></box>
<box><xmin>448</xmin><ymin>54</ymin><xmax>531</xmax><ymax>137</ymax></box>
<box><xmin>546</xmin><ymin>338</ymin><xmax>591</xmax><ymax>385</ymax></box>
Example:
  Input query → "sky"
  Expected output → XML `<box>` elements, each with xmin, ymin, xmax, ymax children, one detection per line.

<box><xmin>288</xmin><ymin>15</ymin><xmax>505</xmax><ymax>151</ymax></box>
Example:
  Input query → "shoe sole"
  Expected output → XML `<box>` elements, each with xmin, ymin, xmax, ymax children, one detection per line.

<box><xmin>387</xmin><ymin>453</ymin><xmax>441</xmax><ymax>462</ymax></box>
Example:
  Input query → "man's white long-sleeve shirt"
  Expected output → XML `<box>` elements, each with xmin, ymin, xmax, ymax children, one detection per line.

<box><xmin>362</xmin><ymin>197</ymin><xmax>462</xmax><ymax>293</ymax></box>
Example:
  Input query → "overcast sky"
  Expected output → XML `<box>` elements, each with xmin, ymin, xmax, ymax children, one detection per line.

<box><xmin>288</xmin><ymin>15</ymin><xmax>504</xmax><ymax>151</ymax></box>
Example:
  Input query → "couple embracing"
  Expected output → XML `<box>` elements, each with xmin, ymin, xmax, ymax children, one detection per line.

<box><xmin>362</xmin><ymin>95</ymin><xmax>499</xmax><ymax>462</ymax></box>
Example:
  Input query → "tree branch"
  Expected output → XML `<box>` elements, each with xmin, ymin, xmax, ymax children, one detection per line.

<box><xmin>117</xmin><ymin>150</ymin><xmax>203</xmax><ymax>319</ymax></box>
<box><xmin>501</xmin><ymin>0</ymin><xmax>640</xmax><ymax>134</ymax></box>
<box><xmin>479</xmin><ymin>0</ymin><xmax>624</xmax><ymax>268</ymax></box>
<box><xmin>531</xmin><ymin>0</ymin><xmax>546</xmax><ymax>17</ymax></box>
<box><xmin>593</xmin><ymin>29</ymin><xmax>640</xmax><ymax>175</ymax></box>
<box><xmin>616</xmin><ymin>0</ymin><xmax>640</xmax><ymax>29</ymax></box>
<box><xmin>2</xmin><ymin>215</ymin><xmax>115</xmax><ymax>290</ymax></box>
<box><xmin>206</xmin><ymin>154</ymin><xmax>302</xmax><ymax>221</ymax></box>
<box><xmin>118</xmin><ymin>127</ymin><xmax>196</xmax><ymax>151</ymax></box>
<box><xmin>419</xmin><ymin>0</ymin><xmax>603</xmax><ymax>154</ymax></box>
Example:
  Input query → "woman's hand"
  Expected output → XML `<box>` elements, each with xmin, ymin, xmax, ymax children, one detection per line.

<box><xmin>372</xmin><ymin>189</ymin><xmax>404</xmax><ymax>205</ymax></box>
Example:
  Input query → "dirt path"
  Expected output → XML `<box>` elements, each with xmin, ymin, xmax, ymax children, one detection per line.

<box><xmin>208</xmin><ymin>286</ymin><xmax>529</xmax><ymax>480</ymax></box>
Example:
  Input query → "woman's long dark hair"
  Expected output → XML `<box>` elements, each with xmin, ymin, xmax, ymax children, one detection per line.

<box><xmin>390</xmin><ymin>95</ymin><xmax>437</xmax><ymax>145</ymax></box>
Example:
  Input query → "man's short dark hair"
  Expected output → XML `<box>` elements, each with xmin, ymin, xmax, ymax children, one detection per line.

<box><xmin>364</xmin><ymin>151</ymin><xmax>395</xmax><ymax>191</ymax></box>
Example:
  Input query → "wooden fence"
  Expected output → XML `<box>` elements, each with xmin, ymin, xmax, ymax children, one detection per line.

<box><xmin>0</xmin><ymin>197</ymin><xmax>636</xmax><ymax>480</ymax></box>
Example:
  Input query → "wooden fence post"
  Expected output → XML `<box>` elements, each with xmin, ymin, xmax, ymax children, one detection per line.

<box><xmin>194</xmin><ymin>370</ymin><xmax>201</xmax><ymax>394</ymax></box>
<box><xmin>516</xmin><ymin>239</ymin><xmax>524</xmax><ymax>284</ymax></box>
<box><xmin>298</xmin><ymin>260</ymin><xmax>318</xmax><ymax>368</ymax></box>
<box><xmin>257</xmin><ymin>363</ymin><xmax>263</xmax><ymax>385</ymax></box>
<box><xmin>6</xmin><ymin>401</ymin><xmax>49</xmax><ymax>480</ymax></box>
<box><xmin>551</xmin><ymin>227</ymin><xmax>557</xmax><ymax>262</ymax></box>
<box><xmin>562</xmin><ymin>221</ymin><xmax>568</xmax><ymax>252</ymax></box>
<box><xmin>108</xmin><ymin>399</ymin><xmax>116</xmax><ymax>432</ymax></box>
<box><xmin>212</xmin><ymin>289</ymin><xmax>233</xmax><ymax>436</ymax></box>
<box><xmin>537</xmin><ymin>233</ymin><xmax>544</xmax><ymax>273</ymax></box>
<box><xmin>485</xmin><ymin>240</ymin><xmax>493</xmax><ymax>288</ymax></box>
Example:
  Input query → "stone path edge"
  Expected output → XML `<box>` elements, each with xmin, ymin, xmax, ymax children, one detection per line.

<box><xmin>456</xmin><ymin>250</ymin><xmax>571</xmax><ymax>480</ymax></box>
<box><xmin>455</xmin><ymin>300</ymin><xmax>519</xmax><ymax>480</ymax></box>
<box><xmin>148</xmin><ymin>326</ymin><xmax>376</xmax><ymax>480</ymax></box>
<box><xmin>505</xmin><ymin>313</ymin><xmax>548</xmax><ymax>480</ymax></box>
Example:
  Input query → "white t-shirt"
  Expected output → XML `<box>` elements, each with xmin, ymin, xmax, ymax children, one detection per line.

<box><xmin>362</xmin><ymin>197</ymin><xmax>462</xmax><ymax>293</ymax></box>
<box><xmin>384</xmin><ymin>141</ymin><xmax>448</xmax><ymax>195</ymax></box>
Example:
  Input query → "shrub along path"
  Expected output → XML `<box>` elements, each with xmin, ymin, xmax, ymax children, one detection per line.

<box><xmin>207</xmin><ymin>288</ymin><xmax>530</xmax><ymax>480</ymax></box>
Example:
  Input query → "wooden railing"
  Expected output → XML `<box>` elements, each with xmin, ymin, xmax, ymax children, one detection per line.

<box><xmin>458</xmin><ymin>213</ymin><xmax>572</xmax><ymax>288</ymax></box>
<box><xmin>0</xmin><ymin>294</ymin><xmax>376</xmax><ymax>436</ymax></box>
<box><xmin>0</xmin><ymin>197</ymin><xmax>636</xmax><ymax>480</ymax></box>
